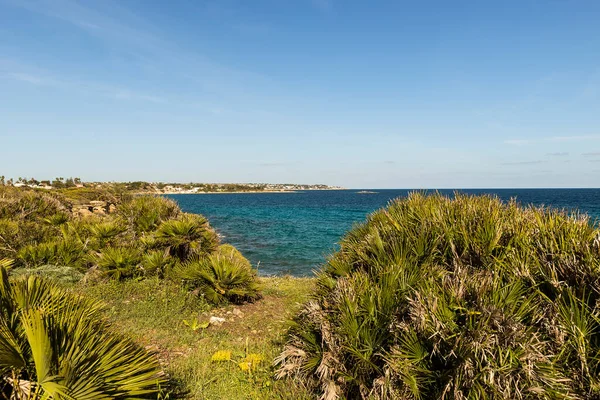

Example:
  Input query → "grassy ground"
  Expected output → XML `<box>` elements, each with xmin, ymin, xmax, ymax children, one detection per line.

<box><xmin>76</xmin><ymin>276</ymin><xmax>316</xmax><ymax>399</ymax></box>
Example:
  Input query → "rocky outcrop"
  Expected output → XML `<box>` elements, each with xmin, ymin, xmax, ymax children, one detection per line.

<box><xmin>72</xmin><ymin>200</ymin><xmax>116</xmax><ymax>217</ymax></box>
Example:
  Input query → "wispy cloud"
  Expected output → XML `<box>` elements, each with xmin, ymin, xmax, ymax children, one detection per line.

<box><xmin>501</xmin><ymin>160</ymin><xmax>545</xmax><ymax>166</ymax></box>
<box><xmin>112</xmin><ymin>89</ymin><xmax>165</xmax><ymax>103</ymax></box>
<box><xmin>582</xmin><ymin>152</ymin><xmax>600</xmax><ymax>157</ymax></box>
<box><xmin>547</xmin><ymin>152</ymin><xmax>569</xmax><ymax>156</ymax></box>
<box><xmin>504</xmin><ymin>139</ymin><xmax>532</xmax><ymax>146</ymax></box>
<box><xmin>8</xmin><ymin>72</ymin><xmax>51</xmax><ymax>85</ymax></box>
<box><xmin>505</xmin><ymin>135</ymin><xmax>600</xmax><ymax>146</ymax></box>
<box><xmin>1</xmin><ymin>0</ymin><xmax>280</xmax><ymax>110</ymax></box>
<box><xmin>258</xmin><ymin>162</ymin><xmax>289</xmax><ymax>167</ymax></box>
<box><xmin>549</xmin><ymin>135</ymin><xmax>600</xmax><ymax>142</ymax></box>
<box><xmin>1</xmin><ymin>60</ymin><xmax>166</xmax><ymax>103</ymax></box>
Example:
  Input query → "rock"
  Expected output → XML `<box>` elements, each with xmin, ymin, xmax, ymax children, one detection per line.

<box><xmin>74</xmin><ymin>207</ymin><xmax>93</xmax><ymax>217</ymax></box>
<box><xmin>89</xmin><ymin>200</ymin><xmax>106</xmax><ymax>207</ymax></box>
<box><xmin>108</xmin><ymin>204</ymin><xmax>117</xmax><ymax>213</ymax></box>
<box><xmin>209</xmin><ymin>316</ymin><xmax>226</xmax><ymax>326</ymax></box>
<box><xmin>92</xmin><ymin>206</ymin><xmax>106</xmax><ymax>214</ymax></box>
<box><xmin>232</xmin><ymin>308</ymin><xmax>243</xmax><ymax>317</ymax></box>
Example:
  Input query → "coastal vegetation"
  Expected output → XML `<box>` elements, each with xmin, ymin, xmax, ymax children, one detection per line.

<box><xmin>5</xmin><ymin>182</ymin><xmax>600</xmax><ymax>399</ymax></box>
<box><xmin>0</xmin><ymin>185</ymin><xmax>258</xmax><ymax>303</ymax></box>
<box><xmin>276</xmin><ymin>192</ymin><xmax>600</xmax><ymax>399</ymax></box>
<box><xmin>0</xmin><ymin>184</ymin><xmax>279</xmax><ymax>398</ymax></box>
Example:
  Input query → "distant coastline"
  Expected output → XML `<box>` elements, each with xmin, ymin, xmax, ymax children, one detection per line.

<box><xmin>0</xmin><ymin>177</ymin><xmax>344</xmax><ymax>195</ymax></box>
<box><xmin>158</xmin><ymin>188</ymin><xmax>346</xmax><ymax>195</ymax></box>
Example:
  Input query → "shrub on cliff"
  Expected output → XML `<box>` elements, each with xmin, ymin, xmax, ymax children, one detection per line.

<box><xmin>276</xmin><ymin>192</ymin><xmax>600</xmax><ymax>399</ymax></box>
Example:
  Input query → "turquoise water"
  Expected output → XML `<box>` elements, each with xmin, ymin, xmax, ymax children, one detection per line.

<box><xmin>168</xmin><ymin>189</ymin><xmax>600</xmax><ymax>276</ymax></box>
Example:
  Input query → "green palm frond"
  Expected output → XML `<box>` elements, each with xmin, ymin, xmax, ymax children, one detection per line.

<box><xmin>155</xmin><ymin>215</ymin><xmax>218</xmax><ymax>261</ymax></box>
<box><xmin>88</xmin><ymin>220</ymin><xmax>125</xmax><ymax>242</ymax></box>
<box><xmin>92</xmin><ymin>247</ymin><xmax>142</xmax><ymax>280</ymax></box>
<box><xmin>117</xmin><ymin>196</ymin><xmax>180</xmax><ymax>233</ymax></box>
<box><xmin>173</xmin><ymin>249</ymin><xmax>260</xmax><ymax>304</ymax></box>
<box><xmin>0</xmin><ymin>264</ymin><xmax>165</xmax><ymax>399</ymax></box>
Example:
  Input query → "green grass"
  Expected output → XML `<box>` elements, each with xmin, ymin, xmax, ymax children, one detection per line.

<box><xmin>76</xmin><ymin>276</ymin><xmax>316</xmax><ymax>399</ymax></box>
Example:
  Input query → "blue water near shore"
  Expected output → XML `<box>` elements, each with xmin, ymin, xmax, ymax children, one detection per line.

<box><xmin>168</xmin><ymin>189</ymin><xmax>600</xmax><ymax>276</ymax></box>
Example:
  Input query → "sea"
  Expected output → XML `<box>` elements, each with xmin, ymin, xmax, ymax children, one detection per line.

<box><xmin>167</xmin><ymin>189</ymin><xmax>600</xmax><ymax>276</ymax></box>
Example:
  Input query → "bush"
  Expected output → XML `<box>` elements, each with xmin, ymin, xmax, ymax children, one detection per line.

<box><xmin>1</xmin><ymin>188</ymin><xmax>251</xmax><ymax>300</ymax></box>
<box><xmin>17</xmin><ymin>239</ymin><xmax>86</xmax><ymax>269</ymax></box>
<box><xmin>118</xmin><ymin>195</ymin><xmax>180</xmax><ymax>233</ymax></box>
<box><xmin>155</xmin><ymin>214</ymin><xmax>219</xmax><ymax>261</ymax></box>
<box><xmin>93</xmin><ymin>247</ymin><xmax>142</xmax><ymax>280</ymax></box>
<box><xmin>0</xmin><ymin>219</ymin><xmax>58</xmax><ymax>260</ymax></box>
<box><xmin>87</xmin><ymin>219</ymin><xmax>126</xmax><ymax>247</ymax></box>
<box><xmin>0</xmin><ymin>186</ymin><xmax>67</xmax><ymax>221</ymax></box>
<box><xmin>0</xmin><ymin>264</ymin><xmax>165</xmax><ymax>398</ymax></box>
<box><xmin>43</xmin><ymin>212</ymin><xmax>70</xmax><ymax>226</ymax></box>
<box><xmin>142</xmin><ymin>249</ymin><xmax>173</xmax><ymax>277</ymax></box>
<box><xmin>174</xmin><ymin>249</ymin><xmax>260</xmax><ymax>305</ymax></box>
<box><xmin>17</xmin><ymin>241</ymin><xmax>58</xmax><ymax>266</ymax></box>
<box><xmin>276</xmin><ymin>193</ymin><xmax>600</xmax><ymax>399</ymax></box>
<box><xmin>215</xmin><ymin>244</ymin><xmax>252</xmax><ymax>268</ymax></box>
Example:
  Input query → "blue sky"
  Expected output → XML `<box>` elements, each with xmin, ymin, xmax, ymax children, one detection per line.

<box><xmin>1</xmin><ymin>0</ymin><xmax>600</xmax><ymax>188</ymax></box>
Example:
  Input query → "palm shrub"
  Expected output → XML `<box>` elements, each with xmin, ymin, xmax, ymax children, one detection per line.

<box><xmin>216</xmin><ymin>244</ymin><xmax>253</xmax><ymax>268</ymax></box>
<box><xmin>0</xmin><ymin>261</ymin><xmax>165</xmax><ymax>398</ymax></box>
<box><xmin>17</xmin><ymin>240</ymin><xmax>86</xmax><ymax>270</ymax></box>
<box><xmin>43</xmin><ymin>212</ymin><xmax>70</xmax><ymax>226</ymax></box>
<box><xmin>88</xmin><ymin>220</ymin><xmax>125</xmax><ymax>240</ymax></box>
<box><xmin>118</xmin><ymin>196</ymin><xmax>180</xmax><ymax>233</ymax></box>
<box><xmin>87</xmin><ymin>220</ymin><xmax>126</xmax><ymax>248</ymax></box>
<box><xmin>0</xmin><ymin>219</ymin><xmax>57</xmax><ymax>261</ymax></box>
<box><xmin>17</xmin><ymin>242</ymin><xmax>58</xmax><ymax>267</ymax></box>
<box><xmin>141</xmin><ymin>250</ymin><xmax>174</xmax><ymax>278</ymax></box>
<box><xmin>155</xmin><ymin>214</ymin><xmax>219</xmax><ymax>261</ymax></box>
<box><xmin>173</xmin><ymin>247</ymin><xmax>260</xmax><ymax>304</ymax></box>
<box><xmin>0</xmin><ymin>219</ymin><xmax>20</xmax><ymax>259</ymax></box>
<box><xmin>92</xmin><ymin>247</ymin><xmax>142</xmax><ymax>280</ymax></box>
<box><xmin>276</xmin><ymin>192</ymin><xmax>600</xmax><ymax>399</ymax></box>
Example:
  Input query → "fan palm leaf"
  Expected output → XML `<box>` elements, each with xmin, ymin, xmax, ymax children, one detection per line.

<box><xmin>173</xmin><ymin>250</ymin><xmax>260</xmax><ymax>304</ymax></box>
<box><xmin>0</xmin><ymin>264</ymin><xmax>165</xmax><ymax>399</ymax></box>
<box><xmin>155</xmin><ymin>214</ymin><xmax>218</xmax><ymax>261</ymax></box>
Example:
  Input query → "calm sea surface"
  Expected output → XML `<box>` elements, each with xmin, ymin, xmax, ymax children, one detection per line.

<box><xmin>168</xmin><ymin>189</ymin><xmax>600</xmax><ymax>276</ymax></box>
